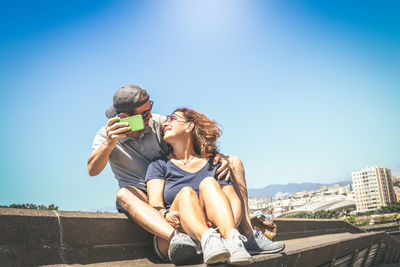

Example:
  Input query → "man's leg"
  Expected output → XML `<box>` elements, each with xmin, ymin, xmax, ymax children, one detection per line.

<box><xmin>116</xmin><ymin>186</ymin><xmax>175</xmax><ymax>259</ymax></box>
<box><xmin>117</xmin><ymin>186</ymin><xmax>175</xmax><ymax>239</ymax></box>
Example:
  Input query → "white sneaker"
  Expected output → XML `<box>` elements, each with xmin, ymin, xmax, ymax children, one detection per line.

<box><xmin>224</xmin><ymin>229</ymin><xmax>252</xmax><ymax>265</ymax></box>
<box><xmin>201</xmin><ymin>228</ymin><xmax>230</xmax><ymax>264</ymax></box>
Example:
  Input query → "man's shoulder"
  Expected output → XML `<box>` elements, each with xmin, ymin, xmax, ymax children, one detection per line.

<box><xmin>152</xmin><ymin>155</ymin><xmax>168</xmax><ymax>163</ymax></box>
<box><xmin>93</xmin><ymin>126</ymin><xmax>107</xmax><ymax>139</ymax></box>
<box><xmin>150</xmin><ymin>114</ymin><xmax>167</xmax><ymax>126</ymax></box>
<box><xmin>148</xmin><ymin>114</ymin><xmax>167</xmax><ymax>133</ymax></box>
<box><xmin>96</xmin><ymin>126</ymin><xmax>107</xmax><ymax>134</ymax></box>
<box><xmin>92</xmin><ymin>127</ymin><xmax>107</xmax><ymax>151</ymax></box>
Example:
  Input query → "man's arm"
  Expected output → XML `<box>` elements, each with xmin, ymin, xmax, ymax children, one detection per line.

<box><xmin>87</xmin><ymin>141</ymin><xmax>115</xmax><ymax>176</ymax></box>
<box><xmin>87</xmin><ymin>117</ymin><xmax>130</xmax><ymax>176</ymax></box>
<box><xmin>214</xmin><ymin>153</ymin><xmax>231</xmax><ymax>180</ymax></box>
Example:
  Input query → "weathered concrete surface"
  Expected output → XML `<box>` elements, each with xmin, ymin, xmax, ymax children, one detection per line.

<box><xmin>44</xmin><ymin>232</ymin><xmax>400</xmax><ymax>267</ymax></box>
<box><xmin>2</xmin><ymin>208</ymin><xmax>400</xmax><ymax>267</ymax></box>
<box><xmin>0</xmin><ymin>208</ymin><xmax>62</xmax><ymax>266</ymax></box>
<box><xmin>273</xmin><ymin>218</ymin><xmax>365</xmax><ymax>241</ymax></box>
<box><xmin>361</xmin><ymin>222</ymin><xmax>400</xmax><ymax>233</ymax></box>
<box><xmin>0</xmin><ymin>208</ymin><xmax>153</xmax><ymax>266</ymax></box>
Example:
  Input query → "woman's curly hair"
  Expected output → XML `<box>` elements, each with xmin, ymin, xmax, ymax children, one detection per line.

<box><xmin>173</xmin><ymin>108</ymin><xmax>222</xmax><ymax>158</ymax></box>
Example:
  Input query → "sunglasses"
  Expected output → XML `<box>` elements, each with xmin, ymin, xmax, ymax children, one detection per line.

<box><xmin>166</xmin><ymin>113</ymin><xmax>187</xmax><ymax>123</ymax></box>
<box><xmin>140</xmin><ymin>100</ymin><xmax>153</xmax><ymax>119</ymax></box>
<box><xmin>125</xmin><ymin>101</ymin><xmax>153</xmax><ymax>119</ymax></box>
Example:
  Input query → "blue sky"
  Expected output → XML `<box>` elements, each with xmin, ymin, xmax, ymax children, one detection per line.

<box><xmin>1</xmin><ymin>0</ymin><xmax>399</xmax><ymax>211</ymax></box>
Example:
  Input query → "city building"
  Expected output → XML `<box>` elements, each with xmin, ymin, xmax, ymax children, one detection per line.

<box><xmin>392</xmin><ymin>176</ymin><xmax>400</xmax><ymax>185</ymax></box>
<box><xmin>352</xmin><ymin>166</ymin><xmax>396</xmax><ymax>212</ymax></box>
<box><xmin>394</xmin><ymin>186</ymin><xmax>400</xmax><ymax>202</ymax></box>
<box><xmin>249</xmin><ymin>183</ymin><xmax>353</xmax><ymax>217</ymax></box>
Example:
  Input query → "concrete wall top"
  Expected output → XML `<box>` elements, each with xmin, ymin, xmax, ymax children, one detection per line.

<box><xmin>0</xmin><ymin>208</ymin><xmax>367</xmax><ymax>266</ymax></box>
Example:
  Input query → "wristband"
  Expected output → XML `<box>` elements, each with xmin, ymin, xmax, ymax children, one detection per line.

<box><xmin>163</xmin><ymin>210</ymin><xmax>169</xmax><ymax>218</ymax></box>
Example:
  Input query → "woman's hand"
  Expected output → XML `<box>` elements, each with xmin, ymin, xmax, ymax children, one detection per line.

<box><xmin>165</xmin><ymin>211</ymin><xmax>182</xmax><ymax>229</ymax></box>
<box><xmin>214</xmin><ymin>153</ymin><xmax>231</xmax><ymax>181</ymax></box>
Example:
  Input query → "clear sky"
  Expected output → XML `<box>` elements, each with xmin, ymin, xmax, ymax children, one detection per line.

<box><xmin>1</xmin><ymin>0</ymin><xmax>399</xmax><ymax>211</ymax></box>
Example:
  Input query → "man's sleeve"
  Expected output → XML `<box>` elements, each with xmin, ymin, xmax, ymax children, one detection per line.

<box><xmin>92</xmin><ymin>127</ymin><xmax>107</xmax><ymax>152</ymax></box>
<box><xmin>150</xmin><ymin>114</ymin><xmax>169</xmax><ymax>154</ymax></box>
<box><xmin>145</xmin><ymin>158</ymin><xmax>166</xmax><ymax>182</ymax></box>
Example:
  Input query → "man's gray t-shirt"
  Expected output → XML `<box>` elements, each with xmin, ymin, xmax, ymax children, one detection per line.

<box><xmin>92</xmin><ymin>114</ymin><xmax>168</xmax><ymax>191</ymax></box>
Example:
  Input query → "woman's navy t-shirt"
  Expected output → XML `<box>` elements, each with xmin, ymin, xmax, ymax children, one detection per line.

<box><xmin>145</xmin><ymin>156</ymin><xmax>232</xmax><ymax>208</ymax></box>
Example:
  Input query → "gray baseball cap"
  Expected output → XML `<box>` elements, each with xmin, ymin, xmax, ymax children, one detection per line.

<box><xmin>105</xmin><ymin>84</ymin><xmax>150</xmax><ymax>118</ymax></box>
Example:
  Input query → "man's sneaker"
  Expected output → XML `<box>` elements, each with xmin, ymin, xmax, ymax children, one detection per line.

<box><xmin>153</xmin><ymin>236</ymin><xmax>169</xmax><ymax>262</ymax></box>
<box><xmin>224</xmin><ymin>229</ymin><xmax>252</xmax><ymax>265</ymax></box>
<box><xmin>168</xmin><ymin>230</ymin><xmax>202</xmax><ymax>265</ymax></box>
<box><xmin>201</xmin><ymin>228</ymin><xmax>230</xmax><ymax>264</ymax></box>
<box><xmin>244</xmin><ymin>231</ymin><xmax>285</xmax><ymax>255</ymax></box>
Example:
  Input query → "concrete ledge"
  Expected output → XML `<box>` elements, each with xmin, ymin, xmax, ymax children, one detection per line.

<box><xmin>59</xmin><ymin>232</ymin><xmax>400</xmax><ymax>266</ymax></box>
<box><xmin>0</xmin><ymin>208</ymin><xmax>153</xmax><ymax>266</ymax></box>
<box><xmin>1</xmin><ymin>208</ymin><xmax>399</xmax><ymax>267</ymax></box>
<box><xmin>273</xmin><ymin>218</ymin><xmax>365</xmax><ymax>241</ymax></box>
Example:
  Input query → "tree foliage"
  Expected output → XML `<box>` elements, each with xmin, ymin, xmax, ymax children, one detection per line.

<box><xmin>284</xmin><ymin>208</ymin><xmax>351</xmax><ymax>219</ymax></box>
<box><xmin>0</xmin><ymin>203</ymin><xmax>58</xmax><ymax>210</ymax></box>
<box><xmin>375</xmin><ymin>202</ymin><xmax>400</xmax><ymax>214</ymax></box>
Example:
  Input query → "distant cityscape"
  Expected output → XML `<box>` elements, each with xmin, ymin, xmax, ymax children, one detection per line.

<box><xmin>249</xmin><ymin>166</ymin><xmax>400</xmax><ymax>218</ymax></box>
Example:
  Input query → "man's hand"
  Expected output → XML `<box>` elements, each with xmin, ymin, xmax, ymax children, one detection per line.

<box><xmin>165</xmin><ymin>211</ymin><xmax>181</xmax><ymax>229</ymax></box>
<box><xmin>105</xmin><ymin>117</ymin><xmax>131</xmax><ymax>148</ymax></box>
<box><xmin>214</xmin><ymin>153</ymin><xmax>231</xmax><ymax>181</ymax></box>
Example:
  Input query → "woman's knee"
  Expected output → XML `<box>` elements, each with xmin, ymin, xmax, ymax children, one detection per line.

<box><xmin>199</xmin><ymin>176</ymin><xmax>219</xmax><ymax>193</ymax></box>
<box><xmin>177</xmin><ymin>186</ymin><xmax>197</xmax><ymax>200</ymax></box>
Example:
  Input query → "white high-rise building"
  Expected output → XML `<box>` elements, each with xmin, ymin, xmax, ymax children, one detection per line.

<box><xmin>352</xmin><ymin>166</ymin><xmax>396</xmax><ymax>212</ymax></box>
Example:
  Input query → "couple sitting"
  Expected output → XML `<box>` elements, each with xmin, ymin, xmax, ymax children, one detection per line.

<box><xmin>88</xmin><ymin>85</ymin><xmax>284</xmax><ymax>266</ymax></box>
<box><xmin>145</xmin><ymin>108</ymin><xmax>282</xmax><ymax>265</ymax></box>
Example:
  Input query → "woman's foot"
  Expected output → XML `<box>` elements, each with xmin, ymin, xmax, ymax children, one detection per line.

<box><xmin>201</xmin><ymin>228</ymin><xmax>230</xmax><ymax>264</ymax></box>
<box><xmin>224</xmin><ymin>229</ymin><xmax>252</xmax><ymax>265</ymax></box>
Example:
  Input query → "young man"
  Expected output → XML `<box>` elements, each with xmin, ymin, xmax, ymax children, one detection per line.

<box><xmin>87</xmin><ymin>84</ymin><xmax>284</xmax><ymax>263</ymax></box>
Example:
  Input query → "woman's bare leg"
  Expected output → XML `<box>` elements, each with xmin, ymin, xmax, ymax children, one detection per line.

<box><xmin>221</xmin><ymin>184</ymin><xmax>243</xmax><ymax>228</ymax></box>
<box><xmin>199</xmin><ymin>177</ymin><xmax>235</xmax><ymax>238</ymax></box>
<box><xmin>169</xmin><ymin>186</ymin><xmax>209</xmax><ymax>241</ymax></box>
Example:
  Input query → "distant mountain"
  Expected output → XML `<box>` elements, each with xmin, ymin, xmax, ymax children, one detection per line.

<box><xmin>248</xmin><ymin>181</ymin><xmax>351</xmax><ymax>198</ymax></box>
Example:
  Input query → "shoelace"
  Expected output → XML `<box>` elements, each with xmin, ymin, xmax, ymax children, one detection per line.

<box><xmin>227</xmin><ymin>232</ymin><xmax>248</xmax><ymax>254</ymax></box>
<box><xmin>253</xmin><ymin>228</ymin><xmax>267</xmax><ymax>240</ymax></box>
<box><xmin>203</xmin><ymin>227</ymin><xmax>221</xmax><ymax>248</ymax></box>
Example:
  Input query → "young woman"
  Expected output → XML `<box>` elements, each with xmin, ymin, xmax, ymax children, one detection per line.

<box><xmin>145</xmin><ymin>108</ymin><xmax>252</xmax><ymax>265</ymax></box>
